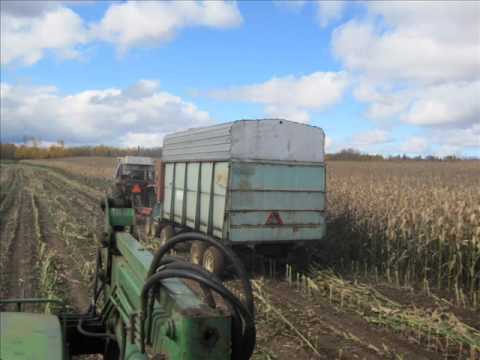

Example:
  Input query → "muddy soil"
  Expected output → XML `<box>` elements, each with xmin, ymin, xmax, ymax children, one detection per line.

<box><xmin>0</xmin><ymin>164</ymin><xmax>102</xmax><ymax>313</ymax></box>
<box><xmin>1</xmin><ymin>163</ymin><xmax>478</xmax><ymax>360</ymax></box>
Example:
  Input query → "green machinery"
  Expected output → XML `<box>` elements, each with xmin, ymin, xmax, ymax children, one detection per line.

<box><xmin>0</xmin><ymin>199</ymin><xmax>256</xmax><ymax>359</ymax></box>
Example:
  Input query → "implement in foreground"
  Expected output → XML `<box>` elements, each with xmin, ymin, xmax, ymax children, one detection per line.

<box><xmin>0</xmin><ymin>199</ymin><xmax>256</xmax><ymax>359</ymax></box>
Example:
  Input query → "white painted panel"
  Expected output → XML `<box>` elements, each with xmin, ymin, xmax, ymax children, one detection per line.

<box><xmin>162</xmin><ymin>119</ymin><xmax>325</xmax><ymax>163</ymax></box>
<box><xmin>163</xmin><ymin>163</ymin><xmax>174</xmax><ymax>216</ymax></box>
<box><xmin>231</xmin><ymin>120</ymin><xmax>325</xmax><ymax>162</ymax></box>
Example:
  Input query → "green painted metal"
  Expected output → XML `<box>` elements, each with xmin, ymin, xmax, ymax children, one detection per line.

<box><xmin>109</xmin><ymin>207</ymin><xmax>135</xmax><ymax>227</ymax></box>
<box><xmin>163</xmin><ymin>161</ymin><xmax>229</xmax><ymax>238</ymax></box>
<box><xmin>162</xmin><ymin>160</ymin><xmax>326</xmax><ymax>244</ymax></box>
<box><xmin>228</xmin><ymin>162</ymin><xmax>326</xmax><ymax>243</ymax></box>
<box><xmin>0</xmin><ymin>200</ymin><xmax>234</xmax><ymax>360</ymax></box>
<box><xmin>104</xmin><ymin>230</ymin><xmax>231</xmax><ymax>359</ymax></box>
<box><xmin>0</xmin><ymin>312</ymin><xmax>64</xmax><ymax>360</ymax></box>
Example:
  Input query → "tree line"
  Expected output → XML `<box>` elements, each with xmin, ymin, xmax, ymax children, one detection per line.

<box><xmin>0</xmin><ymin>143</ymin><xmax>162</xmax><ymax>160</ymax></box>
<box><xmin>0</xmin><ymin>143</ymin><xmax>471</xmax><ymax>162</ymax></box>
<box><xmin>325</xmin><ymin>148</ymin><xmax>467</xmax><ymax>161</ymax></box>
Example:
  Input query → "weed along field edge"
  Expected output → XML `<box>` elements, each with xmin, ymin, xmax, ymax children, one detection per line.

<box><xmin>1</xmin><ymin>159</ymin><xmax>479</xmax><ymax>359</ymax></box>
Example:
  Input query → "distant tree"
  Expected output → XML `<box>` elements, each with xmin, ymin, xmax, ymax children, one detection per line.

<box><xmin>326</xmin><ymin>148</ymin><xmax>384</xmax><ymax>161</ymax></box>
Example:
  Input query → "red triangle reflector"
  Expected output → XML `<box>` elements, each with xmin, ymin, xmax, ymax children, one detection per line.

<box><xmin>265</xmin><ymin>211</ymin><xmax>283</xmax><ymax>225</ymax></box>
<box><xmin>132</xmin><ymin>184</ymin><xmax>142</xmax><ymax>193</ymax></box>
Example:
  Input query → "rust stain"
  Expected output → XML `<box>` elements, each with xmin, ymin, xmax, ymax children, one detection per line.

<box><xmin>215</xmin><ymin>173</ymin><xmax>228</xmax><ymax>187</ymax></box>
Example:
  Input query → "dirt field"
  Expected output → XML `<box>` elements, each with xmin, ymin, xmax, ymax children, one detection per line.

<box><xmin>1</xmin><ymin>160</ymin><xmax>478</xmax><ymax>359</ymax></box>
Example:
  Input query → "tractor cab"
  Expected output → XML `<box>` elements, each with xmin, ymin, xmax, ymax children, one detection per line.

<box><xmin>113</xmin><ymin>156</ymin><xmax>156</xmax><ymax>212</ymax></box>
<box><xmin>114</xmin><ymin>156</ymin><xmax>155</xmax><ymax>183</ymax></box>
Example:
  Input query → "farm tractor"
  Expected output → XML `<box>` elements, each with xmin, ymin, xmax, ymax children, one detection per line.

<box><xmin>0</xmin><ymin>198</ymin><xmax>256</xmax><ymax>359</ymax></box>
<box><xmin>112</xmin><ymin>156</ymin><xmax>156</xmax><ymax>217</ymax></box>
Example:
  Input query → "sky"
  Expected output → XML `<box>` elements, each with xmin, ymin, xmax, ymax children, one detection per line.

<box><xmin>1</xmin><ymin>0</ymin><xmax>479</xmax><ymax>157</ymax></box>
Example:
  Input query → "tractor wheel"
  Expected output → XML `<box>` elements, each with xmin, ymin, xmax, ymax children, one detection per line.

<box><xmin>190</xmin><ymin>241</ymin><xmax>208</xmax><ymax>265</ymax></box>
<box><xmin>202</xmin><ymin>246</ymin><xmax>225</xmax><ymax>276</ymax></box>
<box><xmin>159</xmin><ymin>225</ymin><xmax>174</xmax><ymax>248</ymax></box>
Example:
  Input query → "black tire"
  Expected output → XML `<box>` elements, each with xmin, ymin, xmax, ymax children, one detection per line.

<box><xmin>287</xmin><ymin>246</ymin><xmax>312</xmax><ymax>273</ymax></box>
<box><xmin>202</xmin><ymin>246</ymin><xmax>225</xmax><ymax>276</ymax></box>
<box><xmin>190</xmin><ymin>241</ymin><xmax>208</xmax><ymax>265</ymax></box>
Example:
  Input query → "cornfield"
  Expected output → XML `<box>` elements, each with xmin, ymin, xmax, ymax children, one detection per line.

<box><xmin>324</xmin><ymin>161</ymin><xmax>480</xmax><ymax>307</ymax></box>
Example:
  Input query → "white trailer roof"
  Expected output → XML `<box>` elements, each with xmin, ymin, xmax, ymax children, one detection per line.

<box><xmin>119</xmin><ymin>156</ymin><xmax>155</xmax><ymax>166</ymax></box>
<box><xmin>162</xmin><ymin>119</ymin><xmax>325</xmax><ymax>163</ymax></box>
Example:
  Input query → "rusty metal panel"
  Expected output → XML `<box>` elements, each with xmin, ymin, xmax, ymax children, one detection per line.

<box><xmin>199</xmin><ymin>162</ymin><xmax>213</xmax><ymax>233</ymax></box>
<box><xmin>212</xmin><ymin>162</ymin><xmax>229</xmax><ymax>238</ymax></box>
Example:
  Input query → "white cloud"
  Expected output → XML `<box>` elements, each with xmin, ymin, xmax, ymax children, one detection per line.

<box><xmin>431</xmin><ymin>124</ymin><xmax>480</xmax><ymax>149</ymax></box>
<box><xmin>120</xmin><ymin>132</ymin><xmax>167</xmax><ymax>148</ymax></box>
<box><xmin>264</xmin><ymin>105</ymin><xmax>310</xmax><ymax>124</ymax></box>
<box><xmin>0</xmin><ymin>80</ymin><xmax>213</xmax><ymax>147</ymax></box>
<box><xmin>94</xmin><ymin>1</ymin><xmax>242</xmax><ymax>51</ymax></box>
<box><xmin>400</xmin><ymin>137</ymin><xmax>429</xmax><ymax>154</ymax></box>
<box><xmin>333</xmin><ymin>2</ymin><xmax>480</xmax><ymax>85</ymax></box>
<box><xmin>325</xmin><ymin>135</ymin><xmax>334</xmax><ymax>151</ymax></box>
<box><xmin>333</xmin><ymin>1</ymin><xmax>480</xmax><ymax>155</ymax></box>
<box><xmin>1</xmin><ymin>1</ymin><xmax>243</xmax><ymax>66</ymax></box>
<box><xmin>403</xmin><ymin>81</ymin><xmax>480</xmax><ymax>127</ymax></box>
<box><xmin>316</xmin><ymin>1</ymin><xmax>345</xmax><ymax>28</ymax></box>
<box><xmin>351</xmin><ymin>129</ymin><xmax>391</xmax><ymax>147</ymax></box>
<box><xmin>207</xmin><ymin>71</ymin><xmax>349</xmax><ymax>123</ymax></box>
<box><xmin>0</xmin><ymin>1</ymin><xmax>57</xmax><ymax>18</ymax></box>
<box><xmin>1</xmin><ymin>4</ymin><xmax>88</xmax><ymax>65</ymax></box>
<box><xmin>353</xmin><ymin>81</ymin><xmax>413</xmax><ymax>120</ymax></box>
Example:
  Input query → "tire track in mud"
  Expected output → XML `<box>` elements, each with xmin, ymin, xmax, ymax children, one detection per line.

<box><xmin>24</xmin><ymin>165</ymin><xmax>103</xmax><ymax>312</ymax></box>
<box><xmin>1</xmin><ymin>169</ymin><xmax>40</xmax><ymax>310</ymax></box>
<box><xmin>1</xmin><ymin>165</ymin><xmax>103</xmax><ymax>315</ymax></box>
<box><xmin>34</xmin><ymin>192</ymin><xmax>91</xmax><ymax>312</ymax></box>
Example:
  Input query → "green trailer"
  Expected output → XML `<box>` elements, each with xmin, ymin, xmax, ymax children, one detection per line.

<box><xmin>153</xmin><ymin>119</ymin><xmax>326</xmax><ymax>273</ymax></box>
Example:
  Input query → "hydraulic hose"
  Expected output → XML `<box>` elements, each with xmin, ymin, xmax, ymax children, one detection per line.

<box><xmin>147</xmin><ymin>232</ymin><xmax>254</xmax><ymax>316</ymax></box>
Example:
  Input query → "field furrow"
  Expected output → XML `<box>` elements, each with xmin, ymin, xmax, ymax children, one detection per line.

<box><xmin>1</xmin><ymin>159</ymin><xmax>478</xmax><ymax>360</ymax></box>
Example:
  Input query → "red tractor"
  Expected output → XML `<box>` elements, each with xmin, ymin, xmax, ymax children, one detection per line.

<box><xmin>112</xmin><ymin>156</ymin><xmax>156</xmax><ymax>218</ymax></box>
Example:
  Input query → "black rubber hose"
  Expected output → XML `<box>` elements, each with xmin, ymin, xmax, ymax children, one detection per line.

<box><xmin>141</xmin><ymin>269</ymin><xmax>255</xmax><ymax>360</ymax></box>
<box><xmin>77</xmin><ymin>317</ymin><xmax>116</xmax><ymax>342</ymax></box>
<box><xmin>156</xmin><ymin>257</ymin><xmax>218</xmax><ymax>306</ymax></box>
<box><xmin>147</xmin><ymin>232</ymin><xmax>254</xmax><ymax>316</ymax></box>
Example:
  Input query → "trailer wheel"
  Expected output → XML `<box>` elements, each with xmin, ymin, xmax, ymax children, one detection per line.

<box><xmin>190</xmin><ymin>241</ymin><xmax>208</xmax><ymax>265</ymax></box>
<box><xmin>159</xmin><ymin>225</ymin><xmax>174</xmax><ymax>247</ymax></box>
<box><xmin>203</xmin><ymin>246</ymin><xmax>225</xmax><ymax>276</ymax></box>
<box><xmin>287</xmin><ymin>246</ymin><xmax>312</xmax><ymax>273</ymax></box>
